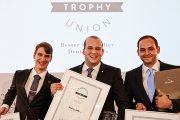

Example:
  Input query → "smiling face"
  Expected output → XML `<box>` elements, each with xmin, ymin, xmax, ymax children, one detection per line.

<box><xmin>33</xmin><ymin>47</ymin><xmax>52</xmax><ymax>73</ymax></box>
<box><xmin>137</xmin><ymin>37</ymin><xmax>160</xmax><ymax>68</ymax></box>
<box><xmin>83</xmin><ymin>37</ymin><xmax>104</xmax><ymax>67</ymax></box>
<box><xmin>33</xmin><ymin>42</ymin><xmax>53</xmax><ymax>73</ymax></box>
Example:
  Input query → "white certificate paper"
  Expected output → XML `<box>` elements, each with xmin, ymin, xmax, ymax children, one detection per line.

<box><xmin>45</xmin><ymin>70</ymin><xmax>110</xmax><ymax>120</ymax></box>
<box><xmin>0</xmin><ymin>112</ymin><xmax>20</xmax><ymax>120</ymax></box>
<box><xmin>125</xmin><ymin>109</ymin><xmax>180</xmax><ymax>120</ymax></box>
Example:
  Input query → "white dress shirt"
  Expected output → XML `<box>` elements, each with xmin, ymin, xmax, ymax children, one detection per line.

<box><xmin>82</xmin><ymin>63</ymin><xmax>101</xmax><ymax>79</ymax></box>
<box><xmin>25</xmin><ymin>68</ymin><xmax>47</xmax><ymax>96</ymax></box>
<box><xmin>142</xmin><ymin>61</ymin><xmax>160</xmax><ymax>95</ymax></box>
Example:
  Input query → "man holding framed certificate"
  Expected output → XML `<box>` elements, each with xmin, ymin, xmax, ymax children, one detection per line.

<box><xmin>125</xmin><ymin>35</ymin><xmax>180</xmax><ymax>113</ymax></box>
<box><xmin>51</xmin><ymin>36</ymin><xmax>130</xmax><ymax>120</ymax></box>
<box><xmin>0</xmin><ymin>42</ymin><xmax>63</xmax><ymax>120</ymax></box>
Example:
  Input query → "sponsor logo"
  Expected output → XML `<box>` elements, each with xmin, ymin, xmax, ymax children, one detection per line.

<box><xmin>51</xmin><ymin>2</ymin><xmax>123</xmax><ymax>32</ymax></box>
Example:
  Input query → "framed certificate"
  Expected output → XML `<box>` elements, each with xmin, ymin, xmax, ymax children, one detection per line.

<box><xmin>45</xmin><ymin>70</ymin><xmax>110</xmax><ymax>120</ymax></box>
<box><xmin>125</xmin><ymin>109</ymin><xmax>180</xmax><ymax>120</ymax></box>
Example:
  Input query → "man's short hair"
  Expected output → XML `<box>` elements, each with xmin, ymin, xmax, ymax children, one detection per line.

<box><xmin>137</xmin><ymin>35</ymin><xmax>158</xmax><ymax>48</ymax></box>
<box><xmin>34</xmin><ymin>42</ymin><xmax>53</xmax><ymax>55</ymax></box>
<box><xmin>83</xmin><ymin>36</ymin><xmax>103</xmax><ymax>48</ymax></box>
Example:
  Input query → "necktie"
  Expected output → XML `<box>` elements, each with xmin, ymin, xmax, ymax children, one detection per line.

<box><xmin>87</xmin><ymin>68</ymin><xmax>94</xmax><ymax>78</ymax></box>
<box><xmin>147</xmin><ymin>68</ymin><xmax>155</xmax><ymax>102</ymax></box>
<box><xmin>28</xmin><ymin>74</ymin><xmax>41</xmax><ymax>103</ymax></box>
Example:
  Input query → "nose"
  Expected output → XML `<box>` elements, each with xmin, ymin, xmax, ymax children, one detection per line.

<box><xmin>145</xmin><ymin>50</ymin><xmax>150</xmax><ymax>55</ymax></box>
<box><xmin>91</xmin><ymin>48</ymin><xmax>97</xmax><ymax>53</ymax></box>
<box><xmin>40</xmin><ymin>55</ymin><xmax>46</xmax><ymax>61</ymax></box>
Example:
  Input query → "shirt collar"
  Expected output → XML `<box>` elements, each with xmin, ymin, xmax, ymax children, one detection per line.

<box><xmin>82</xmin><ymin>62</ymin><xmax>101</xmax><ymax>72</ymax></box>
<box><xmin>32</xmin><ymin>68</ymin><xmax>47</xmax><ymax>80</ymax></box>
<box><xmin>142</xmin><ymin>60</ymin><xmax>160</xmax><ymax>73</ymax></box>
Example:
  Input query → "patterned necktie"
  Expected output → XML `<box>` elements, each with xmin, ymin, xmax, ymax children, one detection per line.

<box><xmin>87</xmin><ymin>68</ymin><xmax>94</xmax><ymax>78</ymax></box>
<box><xmin>28</xmin><ymin>74</ymin><xmax>41</xmax><ymax>103</ymax></box>
<box><xmin>147</xmin><ymin>68</ymin><xmax>155</xmax><ymax>102</ymax></box>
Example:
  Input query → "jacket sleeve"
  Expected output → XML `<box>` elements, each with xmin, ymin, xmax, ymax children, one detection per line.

<box><xmin>2</xmin><ymin>71</ymin><xmax>18</xmax><ymax>106</ymax></box>
<box><xmin>171</xmin><ymin>99</ymin><xmax>180</xmax><ymax>112</ymax></box>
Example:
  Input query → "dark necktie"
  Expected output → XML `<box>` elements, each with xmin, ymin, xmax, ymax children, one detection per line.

<box><xmin>147</xmin><ymin>68</ymin><xmax>155</xmax><ymax>102</ymax></box>
<box><xmin>87</xmin><ymin>68</ymin><xmax>94</xmax><ymax>78</ymax></box>
<box><xmin>28</xmin><ymin>74</ymin><xmax>41</xmax><ymax>103</ymax></box>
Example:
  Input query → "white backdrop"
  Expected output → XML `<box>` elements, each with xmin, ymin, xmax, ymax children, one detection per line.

<box><xmin>0</xmin><ymin>0</ymin><xmax>180</xmax><ymax>73</ymax></box>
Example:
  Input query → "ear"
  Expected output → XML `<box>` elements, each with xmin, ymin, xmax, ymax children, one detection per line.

<box><xmin>157</xmin><ymin>46</ymin><xmax>160</xmax><ymax>54</ymax></box>
<box><xmin>102</xmin><ymin>48</ymin><xmax>104</xmax><ymax>55</ymax></box>
<box><xmin>49</xmin><ymin>55</ymin><xmax>52</xmax><ymax>62</ymax></box>
<box><xmin>82</xmin><ymin>49</ymin><xmax>85</xmax><ymax>55</ymax></box>
<box><xmin>137</xmin><ymin>49</ymin><xmax>140</xmax><ymax>56</ymax></box>
<box><xmin>33</xmin><ymin>54</ymin><xmax>35</xmax><ymax>60</ymax></box>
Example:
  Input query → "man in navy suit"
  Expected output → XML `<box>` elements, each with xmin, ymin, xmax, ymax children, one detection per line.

<box><xmin>0</xmin><ymin>42</ymin><xmax>63</xmax><ymax>120</ymax></box>
<box><xmin>51</xmin><ymin>36</ymin><xmax>130</xmax><ymax>120</ymax></box>
<box><xmin>125</xmin><ymin>35</ymin><xmax>180</xmax><ymax>112</ymax></box>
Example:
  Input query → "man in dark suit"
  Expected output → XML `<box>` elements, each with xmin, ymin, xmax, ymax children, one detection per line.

<box><xmin>125</xmin><ymin>35</ymin><xmax>180</xmax><ymax>113</ymax></box>
<box><xmin>70</xmin><ymin>36</ymin><xmax>130</xmax><ymax>120</ymax></box>
<box><xmin>0</xmin><ymin>42</ymin><xmax>63</xmax><ymax>120</ymax></box>
<box><xmin>51</xmin><ymin>36</ymin><xmax>130</xmax><ymax>120</ymax></box>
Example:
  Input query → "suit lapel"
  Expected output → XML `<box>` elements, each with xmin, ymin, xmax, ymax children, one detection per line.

<box><xmin>136</xmin><ymin>66</ymin><xmax>151</xmax><ymax>103</ymax></box>
<box><xmin>76</xmin><ymin>63</ymin><xmax>83</xmax><ymax>74</ymax></box>
<box><xmin>41</xmin><ymin>72</ymin><xmax>51</xmax><ymax>89</ymax></box>
<box><xmin>96</xmin><ymin>62</ymin><xmax>105</xmax><ymax>82</ymax></box>
<box><xmin>159</xmin><ymin>61</ymin><xmax>167</xmax><ymax>71</ymax></box>
<box><xmin>18</xmin><ymin>69</ymin><xmax>32</xmax><ymax>103</ymax></box>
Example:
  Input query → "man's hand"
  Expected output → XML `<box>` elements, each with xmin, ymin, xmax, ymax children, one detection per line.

<box><xmin>155</xmin><ymin>89</ymin><xmax>172</xmax><ymax>109</ymax></box>
<box><xmin>136</xmin><ymin>103</ymin><xmax>146</xmax><ymax>110</ymax></box>
<box><xmin>51</xmin><ymin>83</ymin><xmax>64</xmax><ymax>96</ymax></box>
<box><xmin>0</xmin><ymin>107</ymin><xmax>8</xmax><ymax>116</ymax></box>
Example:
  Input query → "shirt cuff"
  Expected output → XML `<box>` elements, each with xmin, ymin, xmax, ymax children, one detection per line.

<box><xmin>1</xmin><ymin>104</ymin><xmax>9</xmax><ymax>110</ymax></box>
<box><xmin>169</xmin><ymin>104</ymin><xmax>173</xmax><ymax>110</ymax></box>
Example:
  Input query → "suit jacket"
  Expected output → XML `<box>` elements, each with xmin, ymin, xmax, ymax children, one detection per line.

<box><xmin>2</xmin><ymin>69</ymin><xmax>60</xmax><ymax>120</ymax></box>
<box><xmin>70</xmin><ymin>62</ymin><xmax>130</xmax><ymax>120</ymax></box>
<box><xmin>125</xmin><ymin>60</ymin><xmax>180</xmax><ymax>112</ymax></box>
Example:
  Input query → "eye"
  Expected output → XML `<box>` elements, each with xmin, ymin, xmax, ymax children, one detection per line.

<box><xmin>140</xmin><ymin>48</ymin><xmax>145</xmax><ymax>52</ymax></box>
<box><xmin>45</xmin><ymin>55</ymin><xmax>51</xmax><ymax>58</ymax></box>
<box><xmin>37</xmin><ymin>53</ymin><xmax>43</xmax><ymax>57</ymax></box>
<box><xmin>149</xmin><ymin>47</ymin><xmax>154</xmax><ymax>51</ymax></box>
<box><xmin>87</xmin><ymin>46</ymin><xmax>93</xmax><ymax>50</ymax></box>
<box><xmin>95</xmin><ymin>47</ymin><xmax>101</xmax><ymax>50</ymax></box>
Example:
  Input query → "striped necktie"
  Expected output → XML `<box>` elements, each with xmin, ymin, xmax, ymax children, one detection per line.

<box><xmin>87</xmin><ymin>68</ymin><xmax>94</xmax><ymax>78</ymax></box>
<box><xmin>28</xmin><ymin>74</ymin><xmax>41</xmax><ymax>103</ymax></box>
